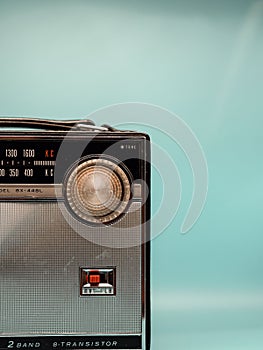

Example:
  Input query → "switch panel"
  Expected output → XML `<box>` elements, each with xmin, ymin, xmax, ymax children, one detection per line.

<box><xmin>80</xmin><ymin>268</ymin><xmax>116</xmax><ymax>296</ymax></box>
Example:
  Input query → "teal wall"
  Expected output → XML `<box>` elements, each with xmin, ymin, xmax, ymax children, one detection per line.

<box><xmin>0</xmin><ymin>1</ymin><xmax>263</xmax><ymax>349</ymax></box>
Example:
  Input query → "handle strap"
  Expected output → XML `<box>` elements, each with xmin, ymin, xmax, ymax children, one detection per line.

<box><xmin>0</xmin><ymin>117</ymin><xmax>97</xmax><ymax>131</ymax></box>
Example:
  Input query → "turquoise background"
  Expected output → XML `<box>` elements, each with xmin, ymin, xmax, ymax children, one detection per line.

<box><xmin>0</xmin><ymin>1</ymin><xmax>263</xmax><ymax>348</ymax></box>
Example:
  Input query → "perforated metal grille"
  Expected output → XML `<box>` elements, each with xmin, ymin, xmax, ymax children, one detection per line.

<box><xmin>0</xmin><ymin>202</ymin><xmax>142</xmax><ymax>335</ymax></box>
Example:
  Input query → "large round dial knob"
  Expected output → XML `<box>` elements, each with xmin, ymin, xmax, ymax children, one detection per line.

<box><xmin>65</xmin><ymin>158</ymin><xmax>131</xmax><ymax>224</ymax></box>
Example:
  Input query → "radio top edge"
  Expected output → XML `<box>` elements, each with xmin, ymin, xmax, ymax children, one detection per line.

<box><xmin>0</xmin><ymin>117</ymin><xmax>150</xmax><ymax>189</ymax></box>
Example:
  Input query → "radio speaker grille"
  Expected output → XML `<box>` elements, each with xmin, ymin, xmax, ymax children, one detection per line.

<box><xmin>0</xmin><ymin>202</ymin><xmax>142</xmax><ymax>335</ymax></box>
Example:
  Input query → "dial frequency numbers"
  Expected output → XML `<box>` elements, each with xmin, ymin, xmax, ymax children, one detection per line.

<box><xmin>5</xmin><ymin>148</ymin><xmax>35</xmax><ymax>158</ymax></box>
<box><xmin>0</xmin><ymin>161</ymin><xmax>56</xmax><ymax>178</ymax></box>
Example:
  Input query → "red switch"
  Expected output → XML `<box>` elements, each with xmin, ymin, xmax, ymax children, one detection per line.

<box><xmin>88</xmin><ymin>274</ymin><xmax>100</xmax><ymax>285</ymax></box>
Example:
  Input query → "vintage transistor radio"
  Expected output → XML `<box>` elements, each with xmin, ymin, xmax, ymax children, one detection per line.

<box><xmin>0</xmin><ymin>118</ymin><xmax>150</xmax><ymax>350</ymax></box>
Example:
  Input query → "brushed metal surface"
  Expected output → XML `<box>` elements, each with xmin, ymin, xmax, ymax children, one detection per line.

<box><xmin>0</xmin><ymin>201</ymin><xmax>142</xmax><ymax>335</ymax></box>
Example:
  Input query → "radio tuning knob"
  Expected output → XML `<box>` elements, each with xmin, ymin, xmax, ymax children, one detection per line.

<box><xmin>65</xmin><ymin>158</ymin><xmax>131</xmax><ymax>224</ymax></box>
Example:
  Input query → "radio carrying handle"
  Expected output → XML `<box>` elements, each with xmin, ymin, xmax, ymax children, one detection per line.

<box><xmin>0</xmin><ymin>117</ymin><xmax>107</xmax><ymax>131</ymax></box>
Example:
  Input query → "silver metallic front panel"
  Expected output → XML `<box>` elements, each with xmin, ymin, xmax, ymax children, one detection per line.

<box><xmin>0</xmin><ymin>202</ymin><xmax>142</xmax><ymax>335</ymax></box>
